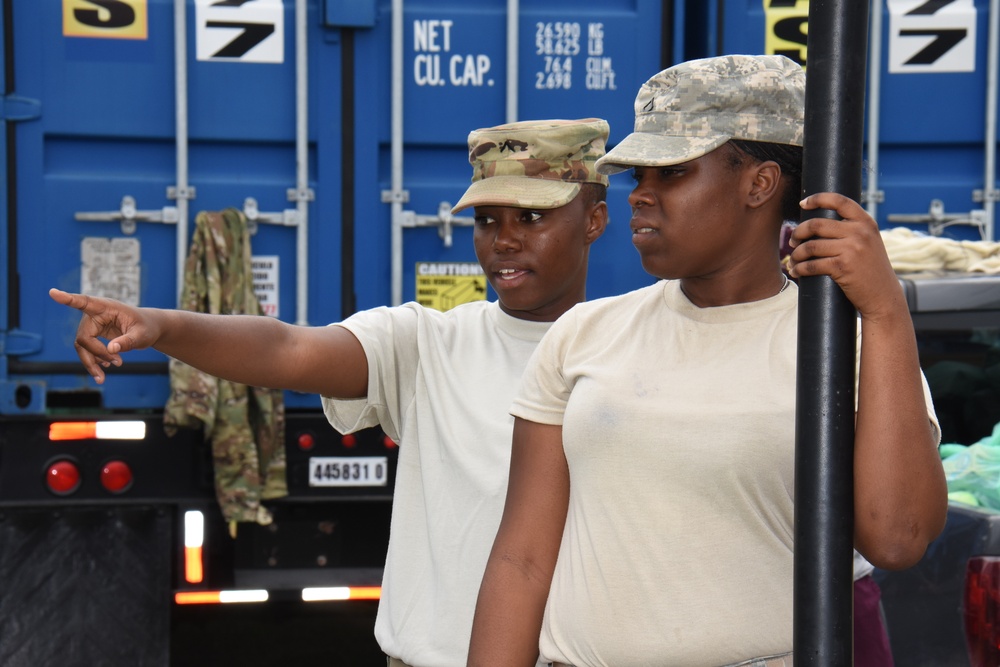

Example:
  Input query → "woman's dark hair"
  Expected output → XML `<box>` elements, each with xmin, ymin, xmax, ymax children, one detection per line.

<box><xmin>725</xmin><ymin>139</ymin><xmax>803</xmax><ymax>222</ymax></box>
<box><xmin>579</xmin><ymin>182</ymin><xmax>608</xmax><ymax>208</ymax></box>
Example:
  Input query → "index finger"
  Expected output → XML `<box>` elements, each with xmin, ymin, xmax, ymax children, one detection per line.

<box><xmin>49</xmin><ymin>287</ymin><xmax>89</xmax><ymax>310</ymax></box>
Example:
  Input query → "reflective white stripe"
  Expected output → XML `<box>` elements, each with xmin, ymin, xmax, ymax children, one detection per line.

<box><xmin>184</xmin><ymin>510</ymin><xmax>204</xmax><ymax>548</ymax></box>
<box><xmin>301</xmin><ymin>586</ymin><xmax>381</xmax><ymax>601</ymax></box>
<box><xmin>302</xmin><ymin>587</ymin><xmax>351</xmax><ymax>601</ymax></box>
<box><xmin>219</xmin><ymin>590</ymin><xmax>269</xmax><ymax>603</ymax></box>
<box><xmin>95</xmin><ymin>421</ymin><xmax>146</xmax><ymax>440</ymax></box>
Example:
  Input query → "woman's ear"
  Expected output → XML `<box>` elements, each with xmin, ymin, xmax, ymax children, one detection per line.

<box><xmin>585</xmin><ymin>201</ymin><xmax>609</xmax><ymax>245</ymax></box>
<box><xmin>747</xmin><ymin>161</ymin><xmax>782</xmax><ymax>210</ymax></box>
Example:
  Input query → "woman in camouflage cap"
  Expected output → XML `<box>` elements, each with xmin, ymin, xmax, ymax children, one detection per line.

<box><xmin>51</xmin><ymin>118</ymin><xmax>610</xmax><ymax>667</ymax></box>
<box><xmin>470</xmin><ymin>55</ymin><xmax>947</xmax><ymax>667</ymax></box>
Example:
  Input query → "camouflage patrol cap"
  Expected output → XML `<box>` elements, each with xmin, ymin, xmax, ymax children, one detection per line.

<box><xmin>596</xmin><ymin>55</ymin><xmax>805</xmax><ymax>174</ymax></box>
<box><xmin>451</xmin><ymin>118</ymin><xmax>610</xmax><ymax>214</ymax></box>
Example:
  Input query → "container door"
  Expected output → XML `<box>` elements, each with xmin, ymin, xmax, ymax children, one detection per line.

<box><xmin>7</xmin><ymin>0</ymin><xmax>340</xmax><ymax>412</ymax></box>
<box><xmin>718</xmin><ymin>0</ymin><xmax>998</xmax><ymax>241</ymax></box>
<box><xmin>349</xmin><ymin>0</ymin><xmax>668</xmax><ymax>312</ymax></box>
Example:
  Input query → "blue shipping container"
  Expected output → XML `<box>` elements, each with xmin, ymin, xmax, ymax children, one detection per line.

<box><xmin>2</xmin><ymin>0</ymin><xmax>667</xmax><ymax>414</ymax></box>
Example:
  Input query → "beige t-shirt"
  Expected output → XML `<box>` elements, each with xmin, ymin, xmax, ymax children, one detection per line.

<box><xmin>512</xmin><ymin>280</ymin><xmax>936</xmax><ymax>667</ymax></box>
<box><xmin>323</xmin><ymin>300</ymin><xmax>551</xmax><ymax>667</ymax></box>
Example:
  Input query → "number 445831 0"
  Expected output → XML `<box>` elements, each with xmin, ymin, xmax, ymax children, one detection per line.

<box><xmin>309</xmin><ymin>456</ymin><xmax>388</xmax><ymax>487</ymax></box>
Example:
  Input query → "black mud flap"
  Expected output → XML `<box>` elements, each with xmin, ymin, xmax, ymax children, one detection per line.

<box><xmin>0</xmin><ymin>505</ymin><xmax>172</xmax><ymax>667</ymax></box>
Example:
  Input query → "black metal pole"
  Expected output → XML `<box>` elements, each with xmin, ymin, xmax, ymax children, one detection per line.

<box><xmin>794</xmin><ymin>1</ymin><xmax>870</xmax><ymax>665</ymax></box>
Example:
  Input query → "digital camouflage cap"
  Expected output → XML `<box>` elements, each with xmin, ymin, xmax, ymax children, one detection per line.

<box><xmin>451</xmin><ymin>118</ymin><xmax>610</xmax><ymax>213</ymax></box>
<box><xmin>596</xmin><ymin>55</ymin><xmax>805</xmax><ymax>175</ymax></box>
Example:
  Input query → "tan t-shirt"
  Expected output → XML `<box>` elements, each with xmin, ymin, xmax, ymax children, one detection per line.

<box><xmin>512</xmin><ymin>280</ymin><xmax>936</xmax><ymax>667</ymax></box>
<box><xmin>323</xmin><ymin>300</ymin><xmax>551</xmax><ymax>667</ymax></box>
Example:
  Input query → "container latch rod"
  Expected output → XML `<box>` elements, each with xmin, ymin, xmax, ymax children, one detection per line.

<box><xmin>398</xmin><ymin>202</ymin><xmax>473</xmax><ymax>248</ymax></box>
<box><xmin>74</xmin><ymin>195</ymin><xmax>180</xmax><ymax>235</ymax></box>
<box><xmin>243</xmin><ymin>197</ymin><xmax>299</xmax><ymax>235</ymax></box>
<box><xmin>886</xmin><ymin>198</ymin><xmax>989</xmax><ymax>239</ymax></box>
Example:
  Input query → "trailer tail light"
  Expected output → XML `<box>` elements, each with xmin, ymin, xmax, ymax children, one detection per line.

<box><xmin>49</xmin><ymin>421</ymin><xmax>146</xmax><ymax>441</ymax></box>
<box><xmin>45</xmin><ymin>460</ymin><xmax>81</xmax><ymax>495</ymax></box>
<box><xmin>174</xmin><ymin>590</ymin><xmax>269</xmax><ymax>605</ymax></box>
<box><xmin>301</xmin><ymin>586</ymin><xmax>381</xmax><ymax>601</ymax></box>
<box><xmin>100</xmin><ymin>460</ymin><xmax>133</xmax><ymax>494</ymax></box>
<box><xmin>183</xmin><ymin>511</ymin><xmax>205</xmax><ymax>584</ymax></box>
<box><xmin>963</xmin><ymin>556</ymin><xmax>1000</xmax><ymax>666</ymax></box>
<box><xmin>297</xmin><ymin>432</ymin><xmax>316</xmax><ymax>450</ymax></box>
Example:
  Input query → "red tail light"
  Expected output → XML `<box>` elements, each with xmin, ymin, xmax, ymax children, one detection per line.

<box><xmin>964</xmin><ymin>556</ymin><xmax>1000</xmax><ymax>666</ymax></box>
<box><xmin>297</xmin><ymin>432</ymin><xmax>316</xmax><ymax>451</ymax></box>
<box><xmin>45</xmin><ymin>459</ymin><xmax>81</xmax><ymax>495</ymax></box>
<box><xmin>100</xmin><ymin>460</ymin><xmax>134</xmax><ymax>494</ymax></box>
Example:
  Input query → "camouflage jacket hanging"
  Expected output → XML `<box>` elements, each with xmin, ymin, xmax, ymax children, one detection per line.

<box><xmin>164</xmin><ymin>208</ymin><xmax>288</xmax><ymax>525</ymax></box>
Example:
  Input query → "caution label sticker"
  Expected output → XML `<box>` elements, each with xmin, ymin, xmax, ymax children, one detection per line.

<box><xmin>415</xmin><ymin>262</ymin><xmax>487</xmax><ymax>311</ymax></box>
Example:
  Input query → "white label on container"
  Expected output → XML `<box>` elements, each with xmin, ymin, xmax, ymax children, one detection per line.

<box><xmin>252</xmin><ymin>255</ymin><xmax>279</xmax><ymax>318</ymax></box>
<box><xmin>889</xmin><ymin>0</ymin><xmax>976</xmax><ymax>73</ymax></box>
<box><xmin>81</xmin><ymin>237</ymin><xmax>141</xmax><ymax>306</ymax></box>
<box><xmin>412</xmin><ymin>19</ymin><xmax>494</xmax><ymax>87</ymax></box>
<box><xmin>195</xmin><ymin>0</ymin><xmax>283</xmax><ymax>63</ymax></box>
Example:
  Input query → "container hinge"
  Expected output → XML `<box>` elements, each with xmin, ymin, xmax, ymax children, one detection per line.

<box><xmin>167</xmin><ymin>185</ymin><xmax>197</xmax><ymax>201</ymax></box>
<box><xmin>74</xmin><ymin>195</ymin><xmax>179</xmax><ymax>235</ymax></box>
<box><xmin>381</xmin><ymin>188</ymin><xmax>410</xmax><ymax>204</ymax></box>
<box><xmin>287</xmin><ymin>186</ymin><xmax>315</xmax><ymax>203</ymax></box>
<box><xmin>399</xmin><ymin>201</ymin><xmax>473</xmax><ymax>248</ymax></box>
<box><xmin>972</xmin><ymin>187</ymin><xmax>1000</xmax><ymax>203</ymax></box>
<box><xmin>860</xmin><ymin>189</ymin><xmax>885</xmax><ymax>205</ymax></box>
<box><xmin>0</xmin><ymin>94</ymin><xmax>41</xmax><ymax>122</ymax></box>
<box><xmin>0</xmin><ymin>329</ymin><xmax>43</xmax><ymax>356</ymax></box>
<box><xmin>243</xmin><ymin>197</ymin><xmax>299</xmax><ymax>235</ymax></box>
<box><xmin>886</xmin><ymin>198</ymin><xmax>988</xmax><ymax>238</ymax></box>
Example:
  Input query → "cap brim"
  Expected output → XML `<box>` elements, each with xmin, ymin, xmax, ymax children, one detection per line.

<box><xmin>451</xmin><ymin>176</ymin><xmax>581</xmax><ymax>214</ymax></box>
<box><xmin>596</xmin><ymin>132</ymin><xmax>730</xmax><ymax>175</ymax></box>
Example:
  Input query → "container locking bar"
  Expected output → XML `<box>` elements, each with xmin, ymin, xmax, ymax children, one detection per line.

<box><xmin>243</xmin><ymin>197</ymin><xmax>300</xmax><ymax>235</ymax></box>
<box><xmin>397</xmin><ymin>202</ymin><xmax>473</xmax><ymax>248</ymax></box>
<box><xmin>887</xmin><ymin>198</ymin><xmax>989</xmax><ymax>239</ymax></box>
<box><xmin>74</xmin><ymin>195</ymin><xmax>184</xmax><ymax>235</ymax></box>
